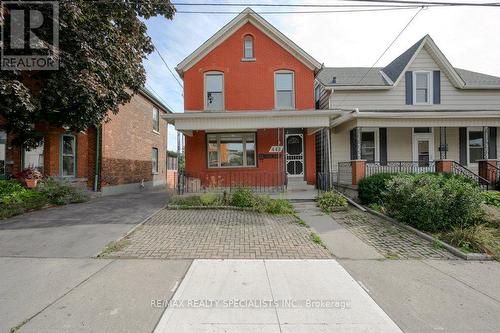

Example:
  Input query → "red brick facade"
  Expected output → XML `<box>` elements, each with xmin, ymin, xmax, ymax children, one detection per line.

<box><xmin>1</xmin><ymin>91</ymin><xmax>169</xmax><ymax>193</ymax></box>
<box><xmin>182</xmin><ymin>21</ymin><xmax>317</xmax><ymax>185</ymax></box>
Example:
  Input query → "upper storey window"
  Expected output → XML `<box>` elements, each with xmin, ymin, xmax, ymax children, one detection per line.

<box><xmin>205</xmin><ymin>72</ymin><xmax>224</xmax><ymax>110</ymax></box>
<box><xmin>275</xmin><ymin>71</ymin><xmax>294</xmax><ymax>109</ymax></box>
<box><xmin>413</xmin><ymin>71</ymin><xmax>432</xmax><ymax>105</ymax></box>
<box><xmin>243</xmin><ymin>35</ymin><xmax>254</xmax><ymax>59</ymax></box>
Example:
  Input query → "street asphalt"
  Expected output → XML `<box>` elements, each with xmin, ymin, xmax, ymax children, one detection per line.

<box><xmin>0</xmin><ymin>190</ymin><xmax>167</xmax><ymax>258</ymax></box>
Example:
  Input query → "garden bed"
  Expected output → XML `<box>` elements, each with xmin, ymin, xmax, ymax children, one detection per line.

<box><xmin>358</xmin><ymin>173</ymin><xmax>500</xmax><ymax>260</ymax></box>
<box><xmin>0</xmin><ymin>178</ymin><xmax>90</xmax><ymax>220</ymax></box>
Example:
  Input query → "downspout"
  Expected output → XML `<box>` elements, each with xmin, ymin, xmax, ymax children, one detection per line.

<box><xmin>93</xmin><ymin>125</ymin><xmax>101</xmax><ymax>192</ymax></box>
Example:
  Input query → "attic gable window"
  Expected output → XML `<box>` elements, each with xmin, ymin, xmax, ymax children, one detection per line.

<box><xmin>243</xmin><ymin>35</ymin><xmax>254</xmax><ymax>59</ymax></box>
<box><xmin>413</xmin><ymin>71</ymin><xmax>432</xmax><ymax>104</ymax></box>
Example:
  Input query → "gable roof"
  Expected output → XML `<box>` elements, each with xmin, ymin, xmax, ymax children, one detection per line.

<box><xmin>175</xmin><ymin>7</ymin><xmax>322</xmax><ymax>77</ymax></box>
<box><xmin>139</xmin><ymin>87</ymin><xmax>173</xmax><ymax>113</ymax></box>
<box><xmin>318</xmin><ymin>35</ymin><xmax>500</xmax><ymax>90</ymax></box>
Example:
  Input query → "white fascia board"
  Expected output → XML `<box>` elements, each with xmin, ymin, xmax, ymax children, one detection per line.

<box><xmin>356</xmin><ymin>110</ymin><xmax>500</xmax><ymax>119</ymax></box>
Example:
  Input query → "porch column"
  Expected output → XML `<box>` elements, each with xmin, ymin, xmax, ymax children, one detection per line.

<box><xmin>355</xmin><ymin>127</ymin><xmax>362</xmax><ymax>160</ymax></box>
<box><xmin>483</xmin><ymin>126</ymin><xmax>490</xmax><ymax>159</ymax></box>
<box><xmin>435</xmin><ymin>159</ymin><xmax>453</xmax><ymax>173</ymax></box>
<box><xmin>351</xmin><ymin>160</ymin><xmax>366</xmax><ymax>185</ymax></box>
<box><xmin>439</xmin><ymin>127</ymin><xmax>448</xmax><ymax>160</ymax></box>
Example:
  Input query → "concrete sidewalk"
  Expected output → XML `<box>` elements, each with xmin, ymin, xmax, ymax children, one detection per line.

<box><xmin>1</xmin><ymin>258</ymin><xmax>191</xmax><ymax>333</ymax></box>
<box><xmin>154</xmin><ymin>259</ymin><xmax>402</xmax><ymax>333</ymax></box>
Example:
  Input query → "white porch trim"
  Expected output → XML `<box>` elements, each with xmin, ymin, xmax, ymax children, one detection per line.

<box><xmin>163</xmin><ymin>110</ymin><xmax>345</xmax><ymax>132</ymax></box>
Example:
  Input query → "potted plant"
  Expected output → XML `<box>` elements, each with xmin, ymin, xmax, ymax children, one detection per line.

<box><xmin>15</xmin><ymin>167</ymin><xmax>43</xmax><ymax>188</ymax></box>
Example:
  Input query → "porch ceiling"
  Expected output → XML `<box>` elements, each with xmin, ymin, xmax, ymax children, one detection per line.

<box><xmin>332</xmin><ymin>110</ymin><xmax>500</xmax><ymax>130</ymax></box>
<box><xmin>163</xmin><ymin>110</ymin><xmax>345</xmax><ymax>133</ymax></box>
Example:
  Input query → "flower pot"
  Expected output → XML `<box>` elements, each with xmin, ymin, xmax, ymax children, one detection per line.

<box><xmin>25</xmin><ymin>179</ymin><xmax>38</xmax><ymax>188</ymax></box>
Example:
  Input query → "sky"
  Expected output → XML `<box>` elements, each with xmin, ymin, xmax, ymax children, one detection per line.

<box><xmin>142</xmin><ymin>0</ymin><xmax>500</xmax><ymax>151</ymax></box>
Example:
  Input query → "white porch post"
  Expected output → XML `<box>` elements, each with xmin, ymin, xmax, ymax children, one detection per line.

<box><xmin>439</xmin><ymin>127</ymin><xmax>447</xmax><ymax>160</ymax></box>
<box><xmin>483</xmin><ymin>126</ymin><xmax>490</xmax><ymax>159</ymax></box>
<box><xmin>355</xmin><ymin>127</ymin><xmax>362</xmax><ymax>160</ymax></box>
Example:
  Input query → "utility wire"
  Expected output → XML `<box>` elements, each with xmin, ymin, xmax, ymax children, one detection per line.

<box><xmin>341</xmin><ymin>0</ymin><xmax>500</xmax><ymax>7</ymax></box>
<box><xmin>176</xmin><ymin>7</ymin><xmax>420</xmax><ymax>14</ymax></box>
<box><xmin>152</xmin><ymin>45</ymin><xmax>184</xmax><ymax>90</ymax></box>
<box><xmin>145</xmin><ymin>83</ymin><xmax>178</xmax><ymax>112</ymax></box>
<box><xmin>337</xmin><ymin>6</ymin><xmax>425</xmax><ymax>107</ymax></box>
<box><xmin>171</xmin><ymin>2</ymin><xmax>424</xmax><ymax>7</ymax></box>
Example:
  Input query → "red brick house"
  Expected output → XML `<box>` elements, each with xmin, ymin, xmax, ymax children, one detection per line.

<box><xmin>165</xmin><ymin>8</ymin><xmax>340</xmax><ymax>192</ymax></box>
<box><xmin>0</xmin><ymin>88</ymin><xmax>171</xmax><ymax>195</ymax></box>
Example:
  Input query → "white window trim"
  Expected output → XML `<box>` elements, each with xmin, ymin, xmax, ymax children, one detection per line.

<box><xmin>412</xmin><ymin>71</ymin><xmax>433</xmax><ymax>105</ymax></box>
<box><xmin>361</xmin><ymin>128</ymin><xmax>379</xmax><ymax>162</ymax></box>
<box><xmin>467</xmin><ymin>127</ymin><xmax>484</xmax><ymax>167</ymax></box>
<box><xmin>152</xmin><ymin>107</ymin><xmax>160</xmax><ymax>134</ymax></box>
<box><xmin>61</xmin><ymin>134</ymin><xmax>76</xmax><ymax>178</ymax></box>
<box><xmin>207</xmin><ymin>132</ymin><xmax>257</xmax><ymax>169</ymax></box>
<box><xmin>274</xmin><ymin>70</ymin><xmax>295</xmax><ymax>110</ymax></box>
<box><xmin>243</xmin><ymin>35</ymin><xmax>254</xmax><ymax>60</ymax></box>
<box><xmin>204</xmin><ymin>71</ymin><xmax>224</xmax><ymax>111</ymax></box>
<box><xmin>152</xmin><ymin>147</ymin><xmax>159</xmax><ymax>174</ymax></box>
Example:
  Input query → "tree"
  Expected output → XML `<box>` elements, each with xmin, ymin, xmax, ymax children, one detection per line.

<box><xmin>0</xmin><ymin>0</ymin><xmax>175</xmax><ymax>147</ymax></box>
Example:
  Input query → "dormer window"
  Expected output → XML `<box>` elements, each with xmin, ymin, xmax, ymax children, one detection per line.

<box><xmin>241</xmin><ymin>35</ymin><xmax>255</xmax><ymax>62</ymax></box>
<box><xmin>413</xmin><ymin>71</ymin><xmax>432</xmax><ymax>105</ymax></box>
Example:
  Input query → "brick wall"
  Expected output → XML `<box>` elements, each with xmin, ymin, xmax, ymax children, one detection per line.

<box><xmin>100</xmin><ymin>93</ymin><xmax>167</xmax><ymax>188</ymax></box>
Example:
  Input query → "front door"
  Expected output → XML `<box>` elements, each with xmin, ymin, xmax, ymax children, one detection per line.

<box><xmin>412</xmin><ymin>133</ymin><xmax>434</xmax><ymax>167</ymax></box>
<box><xmin>285</xmin><ymin>134</ymin><xmax>304</xmax><ymax>177</ymax></box>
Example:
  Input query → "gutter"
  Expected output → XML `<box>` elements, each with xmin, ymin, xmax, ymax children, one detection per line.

<box><xmin>93</xmin><ymin>125</ymin><xmax>101</xmax><ymax>192</ymax></box>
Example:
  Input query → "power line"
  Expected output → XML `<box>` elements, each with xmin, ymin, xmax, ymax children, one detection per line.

<box><xmin>337</xmin><ymin>6</ymin><xmax>425</xmax><ymax>107</ymax></box>
<box><xmin>341</xmin><ymin>0</ymin><xmax>500</xmax><ymax>7</ymax></box>
<box><xmin>145</xmin><ymin>83</ymin><xmax>178</xmax><ymax>112</ymax></box>
<box><xmin>176</xmin><ymin>7</ymin><xmax>421</xmax><ymax>14</ymax></box>
<box><xmin>152</xmin><ymin>45</ymin><xmax>184</xmax><ymax>90</ymax></box>
<box><xmin>171</xmin><ymin>2</ymin><xmax>423</xmax><ymax>7</ymax></box>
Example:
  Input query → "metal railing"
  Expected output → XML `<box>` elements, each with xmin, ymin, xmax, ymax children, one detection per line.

<box><xmin>365</xmin><ymin>161</ymin><xmax>435</xmax><ymax>177</ymax></box>
<box><xmin>177</xmin><ymin>171</ymin><xmax>286</xmax><ymax>194</ymax></box>
<box><xmin>451</xmin><ymin>161</ymin><xmax>490</xmax><ymax>190</ymax></box>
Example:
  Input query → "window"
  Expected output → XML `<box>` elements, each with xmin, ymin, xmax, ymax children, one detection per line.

<box><xmin>152</xmin><ymin>107</ymin><xmax>159</xmax><ymax>132</ymax></box>
<box><xmin>205</xmin><ymin>72</ymin><xmax>223</xmax><ymax>110</ymax></box>
<box><xmin>468</xmin><ymin>129</ymin><xmax>484</xmax><ymax>164</ymax></box>
<box><xmin>275</xmin><ymin>72</ymin><xmax>294</xmax><ymax>109</ymax></box>
<box><xmin>167</xmin><ymin>156</ymin><xmax>177</xmax><ymax>170</ymax></box>
<box><xmin>152</xmin><ymin>148</ymin><xmax>159</xmax><ymax>173</ymax></box>
<box><xmin>24</xmin><ymin>140</ymin><xmax>44</xmax><ymax>172</ymax></box>
<box><xmin>413</xmin><ymin>127</ymin><xmax>432</xmax><ymax>134</ymax></box>
<box><xmin>243</xmin><ymin>35</ymin><xmax>254</xmax><ymax>59</ymax></box>
<box><xmin>413</xmin><ymin>71</ymin><xmax>432</xmax><ymax>104</ymax></box>
<box><xmin>361</xmin><ymin>130</ymin><xmax>377</xmax><ymax>163</ymax></box>
<box><xmin>0</xmin><ymin>131</ymin><xmax>6</xmax><ymax>175</ymax></box>
<box><xmin>207</xmin><ymin>133</ymin><xmax>256</xmax><ymax>168</ymax></box>
<box><xmin>315</xmin><ymin>85</ymin><xmax>321</xmax><ymax>109</ymax></box>
<box><xmin>61</xmin><ymin>135</ymin><xmax>76</xmax><ymax>177</ymax></box>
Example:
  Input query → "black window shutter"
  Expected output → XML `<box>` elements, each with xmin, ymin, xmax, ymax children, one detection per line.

<box><xmin>489</xmin><ymin>127</ymin><xmax>497</xmax><ymax>159</ymax></box>
<box><xmin>379</xmin><ymin>128</ymin><xmax>387</xmax><ymax>165</ymax></box>
<box><xmin>459</xmin><ymin>127</ymin><xmax>467</xmax><ymax>165</ymax></box>
<box><xmin>405</xmin><ymin>71</ymin><xmax>413</xmax><ymax>105</ymax></box>
<box><xmin>433</xmin><ymin>71</ymin><xmax>441</xmax><ymax>104</ymax></box>
<box><xmin>350</xmin><ymin>129</ymin><xmax>357</xmax><ymax>160</ymax></box>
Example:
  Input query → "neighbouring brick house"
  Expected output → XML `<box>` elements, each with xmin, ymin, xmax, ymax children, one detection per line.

<box><xmin>0</xmin><ymin>88</ymin><xmax>172</xmax><ymax>195</ymax></box>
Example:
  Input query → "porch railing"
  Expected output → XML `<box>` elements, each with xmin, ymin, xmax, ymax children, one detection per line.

<box><xmin>365</xmin><ymin>161</ymin><xmax>436</xmax><ymax>177</ymax></box>
<box><xmin>177</xmin><ymin>171</ymin><xmax>286</xmax><ymax>194</ymax></box>
<box><xmin>451</xmin><ymin>161</ymin><xmax>491</xmax><ymax>190</ymax></box>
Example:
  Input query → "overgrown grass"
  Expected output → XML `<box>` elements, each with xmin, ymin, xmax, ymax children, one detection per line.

<box><xmin>97</xmin><ymin>239</ymin><xmax>131</xmax><ymax>258</ymax></box>
<box><xmin>310</xmin><ymin>232</ymin><xmax>326</xmax><ymax>248</ymax></box>
<box><xmin>168</xmin><ymin>188</ymin><xmax>295</xmax><ymax>215</ymax></box>
<box><xmin>316</xmin><ymin>191</ymin><xmax>348</xmax><ymax>213</ymax></box>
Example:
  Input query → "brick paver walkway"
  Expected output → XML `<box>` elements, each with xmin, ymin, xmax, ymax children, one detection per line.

<box><xmin>332</xmin><ymin>209</ymin><xmax>456</xmax><ymax>260</ymax></box>
<box><xmin>106</xmin><ymin>209</ymin><xmax>332</xmax><ymax>259</ymax></box>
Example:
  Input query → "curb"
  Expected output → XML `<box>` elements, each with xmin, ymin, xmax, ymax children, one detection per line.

<box><xmin>364</xmin><ymin>207</ymin><xmax>493</xmax><ymax>261</ymax></box>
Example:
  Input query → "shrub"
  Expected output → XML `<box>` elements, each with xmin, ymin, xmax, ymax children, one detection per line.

<box><xmin>0</xmin><ymin>180</ymin><xmax>49</xmax><ymax>219</ymax></box>
<box><xmin>169</xmin><ymin>195</ymin><xmax>203</xmax><ymax>206</ymax></box>
<box><xmin>199</xmin><ymin>193</ymin><xmax>222</xmax><ymax>206</ymax></box>
<box><xmin>482</xmin><ymin>191</ymin><xmax>500</xmax><ymax>207</ymax></box>
<box><xmin>384</xmin><ymin>173</ymin><xmax>484</xmax><ymax>233</ymax></box>
<box><xmin>36</xmin><ymin>178</ymin><xmax>89</xmax><ymax>205</ymax></box>
<box><xmin>358</xmin><ymin>173</ymin><xmax>395</xmax><ymax>205</ymax></box>
<box><xmin>230</xmin><ymin>188</ymin><xmax>257</xmax><ymax>208</ymax></box>
<box><xmin>316</xmin><ymin>191</ymin><xmax>348</xmax><ymax>213</ymax></box>
<box><xmin>0</xmin><ymin>180</ymin><xmax>25</xmax><ymax>197</ymax></box>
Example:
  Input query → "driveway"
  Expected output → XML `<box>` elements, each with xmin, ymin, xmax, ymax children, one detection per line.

<box><xmin>0</xmin><ymin>190</ymin><xmax>167</xmax><ymax>258</ymax></box>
